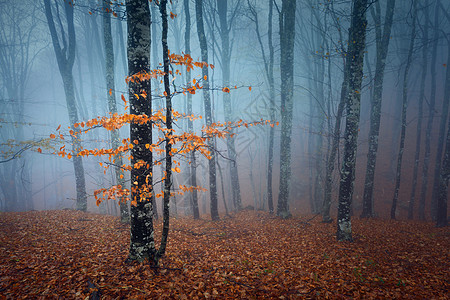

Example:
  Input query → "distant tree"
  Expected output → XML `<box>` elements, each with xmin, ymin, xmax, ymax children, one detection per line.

<box><xmin>419</xmin><ymin>0</ymin><xmax>440</xmax><ymax>220</ymax></box>
<box><xmin>247</xmin><ymin>0</ymin><xmax>276</xmax><ymax>214</ymax></box>
<box><xmin>391</xmin><ymin>0</ymin><xmax>417</xmax><ymax>220</ymax></box>
<box><xmin>336</xmin><ymin>0</ymin><xmax>368</xmax><ymax>242</ymax></box>
<box><xmin>0</xmin><ymin>0</ymin><xmax>38</xmax><ymax>211</ymax></box>
<box><xmin>184</xmin><ymin>0</ymin><xmax>200</xmax><ymax>219</ymax></box>
<box><xmin>195</xmin><ymin>0</ymin><xmax>219</xmax><ymax>220</ymax></box>
<box><xmin>361</xmin><ymin>0</ymin><xmax>396</xmax><ymax>218</ymax></box>
<box><xmin>436</xmin><ymin>116</ymin><xmax>449</xmax><ymax>227</ymax></box>
<box><xmin>44</xmin><ymin>0</ymin><xmax>87</xmax><ymax>211</ymax></box>
<box><xmin>277</xmin><ymin>0</ymin><xmax>296</xmax><ymax>219</ymax></box>
<box><xmin>408</xmin><ymin>0</ymin><xmax>429</xmax><ymax>220</ymax></box>
<box><xmin>102</xmin><ymin>0</ymin><xmax>130</xmax><ymax>222</ymax></box>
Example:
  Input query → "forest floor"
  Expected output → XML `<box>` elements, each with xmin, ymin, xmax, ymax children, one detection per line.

<box><xmin>0</xmin><ymin>210</ymin><xmax>449</xmax><ymax>299</ymax></box>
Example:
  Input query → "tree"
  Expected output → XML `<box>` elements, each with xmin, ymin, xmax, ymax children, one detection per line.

<box><xmin>361</xmin><ymin>0</ymin><xmax>396</xmax><ymax>218</ymax></box>
<box><xmin>336</xmin><ymin>0</ymin><xmax>368</xmax><ymax>242</ymax></box>
<box><xmin>408</xmin><ymin>0</ymin><xmax>430</xmax><ymax>220</ymax></box>
<box><xmin>126</xmin><ymin>0</ymin><xmax>155</xmax><ymax>262</ymax></box>
<box><xmin>184</xmin><ymin>0</ymin><xmax>200</xmax><ymax>219</ymax></box>
<box><xmin>44</xmin><ymin>0</ymin><xmax>87</xmax><ymax>212</ymax></box>
<box><xmin>102</xmin><ymin>0</ymin><xmax>130</xmax><ymax>222</ymax></box>
<box><xmin>419</xmin><ymin>0</ymin><xmax>440</xmax><ymax>220</ymax></box>
<box><xmin>195</xmin><ymin>0</ymin><xmax>219</xmax><ymax>220</ymax></box>
<box><xmin>217</xmin><ymin>0</ymin><xmax>242</xmax><ymax>211</ymax></box>
<box><xmin>277</xmin><ymin>0</ymin><xmax>296</xmax><ymax>219</ymax></box>
<box><xmin>391</xmin><ymin>0</ymin><xmax>417</xmax><ymax>220</ymax></box>
<box><xmin>247</xmin><ymin>0</ymin><xmax>276</xmax><ymax>214</ymax></box>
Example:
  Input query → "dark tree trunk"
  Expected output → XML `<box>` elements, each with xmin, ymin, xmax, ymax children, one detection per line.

<box><xmin>436</xmin><ymin>116</ymin><xmax>449</xmax><ymax>227</ymax></box>
<box><xmin>408</xmin><ymin>0</ymin><xmax>429</xmax><ymax>220</ymax></box>
<box><xmin>184</xmin><ymin>0</ymin><xmax>200</xmax><ymax>219</ymax></box>
<box><xmin>44</xmin><ymin>0</ymin><xmax>87</xmax><ymax>212</ymax></box>
<box><xmin>361</xmin><ymin>0</ymin><xmax>396</xmax><ymax>218</ymax></box>
<box><xmin>391</xmin><ymin>0</ymin><xmax>417</xmax><ymax>220</ymax></box>
<box><xmin>195</xmin><ymin>0</ymin><xmax>219</xmax><ymax>220</ymax></box>
<box><xmin>103</xmin><ymin>0</ymin><xmax>130</xmax><ymax>222</ymax></box>
<box><xmin>336</xmin><ymin>0</ymin><xmax>368</xmax><ymax>242</ymax></box>
<box><xmin>277</xmin><ymin>0</ymin><xmax>296</xmax><ymax>219</ymax></box>
<box><xmin>156</xmin><ymin>0</ymin><xmax>172</xmax><ymax>262</ymax></box>
<box><xmin>126</xmin><ymin>0</ymin><xmax>156</xmax><ymax>263</ymax></box>
<box><xmin>419</xmin><ymin>0</ymin><xmax>440</xmax><ymax>220</ymax></box>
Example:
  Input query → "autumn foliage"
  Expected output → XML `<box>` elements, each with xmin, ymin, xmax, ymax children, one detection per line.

<box><xmin>37</xmin><ymin>52</ymin><xmax>271</xmax><ymax>208</ymax></box>
<box><xmin>1</xmin><ymin>210</ymin><xmax>448</xmax><ymax>298</ymax></box>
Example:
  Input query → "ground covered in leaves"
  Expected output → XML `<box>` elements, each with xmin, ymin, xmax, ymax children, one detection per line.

<box><xmin>0</xmin><ymin>210</ymin><xmax>449</xmax><ymax>299</ymax></box>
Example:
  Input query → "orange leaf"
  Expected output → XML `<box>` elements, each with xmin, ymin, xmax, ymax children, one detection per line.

<box><xmin>50</xmin><ymin>134</ymin><xmax>56</xmax><ymax>139</ymax></box>
<box><xmin>248</xmin><ymin>86</ymin><xmax>252</xmax><ymax>91</ymax></box>
<box><xmin>37</xmin><ymin>148</ymin><xmax>42</xmax><ymax>153</ymax></box>
<box><xmin>56</xmin><ymin>124</ymin><xmax>61</xmax><ymax>131</ymax></box>
<box><xmin>222</xmin><ymin>87</ymin><xmax>230</xmax><ymax>93</ymax></box>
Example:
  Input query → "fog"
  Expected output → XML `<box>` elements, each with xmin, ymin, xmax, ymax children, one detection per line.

<box><xmin>1</xmin><ymin>0</ymin><xmax>449</xmax><ymax>222</ymax></box>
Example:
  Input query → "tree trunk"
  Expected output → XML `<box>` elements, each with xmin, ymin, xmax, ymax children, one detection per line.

<box><xmin>126</xmin><ymin>0</ymin><xmax>156</xmax><ymax>263</ymax></box>
<box><xmin>184</xmin><ymin>0</ymin><xmax>200</xmax><ymax>219</ymax></box>
<box><xmin>195</xmin><ymin>0</ymin><xmax>219</xmax><ymax>220</ymax></box>
<box><xmin>391</xmin><ymin>0</ymin><xmax>417</xmax><ymax>220</ymax></box>
<box><xmin>336</xmin><ymin>0</ymin><xmax>368</xmax><ymax>242</ymax></box>
<box><xmin>277</xmin><ymin>0</ymin><xmax>296</xmax><ymax>219</ymax></box>
<box><xmin>217</xmin><ymin>0</ymin><xmax>242</xmax><ymax>211</ymax></box>
<box><xmin>156</xmin><ymin>0</ymin><xmax>172</xmax><ymax>263</ymax></box>
<box><xmin>361</xmin><ymin>0</ymin><xmax>396</xmax><ymax>218</ymax></box>
<box><xmin>103</xmin><ymin>0</ymin><xmax>130</xmax><ymax>222</ymax></box>
<box><xmin>408</xmin><ymin>0</ymin><xmax>429</xmax><ymax>220</ymax></box>
<box><xmin>44</xmin><ymin>0</ymin><xmax>87</xmax><ymax>212</ymax></box>
<box><xmin>419</xmin><ymin>0</ymin><xmax>440</xmax><ymax>220</ymax></box>
<box><xmin>436</xmin><ymin>116</ymin><xmax>449</xmax><ymax>227</ymax></box>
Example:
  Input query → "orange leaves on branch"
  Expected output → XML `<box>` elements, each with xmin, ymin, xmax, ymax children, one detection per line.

<box><xmin>170</xmin><ymin>12</ymin><xmax>177</xmax><ymax>19</ymax></box>
<box><xmin>222</xmin><ymin>87</ymin><xmax>230</xmax><ymax>93</ymax></box>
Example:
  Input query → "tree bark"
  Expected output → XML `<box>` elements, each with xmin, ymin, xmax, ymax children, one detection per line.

<box><xmin>277</xmin><ymin>0</ymin><xmax>296</xmax><ymax>219</ymax></box>
<box><xmin>126</xmin><ymin>0</ymin><xmax>156</xmax><ymax>263</ymax></box>
<box><xmin>336</xmin><ymin>0</ymin><xmax>368</xmax><ymax>242</ymax></box>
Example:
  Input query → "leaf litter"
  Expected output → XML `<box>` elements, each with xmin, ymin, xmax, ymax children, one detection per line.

<box><xmin>0</xmin><ymin>210</ymin><xmax>448</xmax><ymax>299</ymax></box>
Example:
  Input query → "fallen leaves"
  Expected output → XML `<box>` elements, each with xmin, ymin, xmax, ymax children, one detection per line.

<box><xmin>0</xmin><ymin>210</ymin><xmax>448</xmax><ymax>298</ymax></box>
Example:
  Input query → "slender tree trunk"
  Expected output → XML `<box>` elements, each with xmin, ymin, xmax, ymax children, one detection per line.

<box><xmin>184</xmin><ymin>0</ymin><xmax>199</xmax><ymax>219</ymax></box>
<box><xmin>195</xmin><ymin>0</ymin><xmax>219</xmax><ymax>220</ymax></box>
<box><xmin>126</xmin><ymin>0</ymin><xmax>156</xmax><ymax>263</ymax></box>
<box><xmin>419</xmin><ymin>0</ymin><xmax>440</xmax><ymax>220</ymax></box>
<box><xmin>217</xmin><ymin>0</ymin><xmax>242</xmax><ymax>211</ymax></box>
<box><xmin>336</xmin><ymin>0</ymin><xmax>368</xmax><ymax>242</ymax></box>
<box><xmin>277</xmin><ymin>0</ymin><xmax>296</xmax><ymax>219</ymax></box>
<box><xmin>436</xmin><ymin>116</ymin><xmax>449</xmax><ymax>227</ymax></box>
<box><xmin>361</xmin><ymin>0</ymin><xmax>396</xmax><ymax>218</ymax></box>
<box><xmin>156</xmin><ymin>0</ymin><xmax>172</xmax><ymax>263</ymax></box>
<box><xmin>408</xmin><ymin>0</ymin><xmax>429</xmax><ymax>219</ymax></box>
<box><xmin>103</xmin><ymin>0</ymin><xmax>130</xmax><ymax>222</ymax></box>
<box><xmin>44</xmin><ymin>0</ymin><xmax>87</xmax><ymax>212</ymax></box>
<box><xmin>391</xmin><ymin>0</ymin><xmax>417</xmax><ymax>220</ymax></box>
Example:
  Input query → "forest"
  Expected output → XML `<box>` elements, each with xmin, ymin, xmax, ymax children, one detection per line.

<box><xmin>0</xmin><ymin>0</ymin><xmax>449</xmax><ymax>298</ymax></box>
